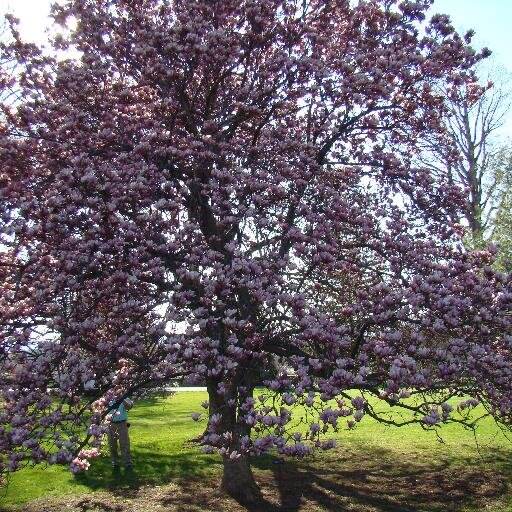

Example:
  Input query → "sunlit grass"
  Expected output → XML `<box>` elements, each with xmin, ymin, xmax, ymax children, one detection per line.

<box><xmin>2</xmin><ymin>390</ymin><xmax>511</xmax><ymax>511</ymax></box>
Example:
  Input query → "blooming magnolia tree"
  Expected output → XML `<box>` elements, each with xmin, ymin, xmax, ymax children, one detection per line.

<box><xmin>1</xmin><ymin>0</ymin><xmax>511</xmax><ymax>502</ymax></box>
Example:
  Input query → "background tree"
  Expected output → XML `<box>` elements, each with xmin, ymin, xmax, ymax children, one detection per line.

<box><xmin>489</xmin><ymin>148</ymin><xmax>512</xmax><ymax>271</ymax></box>
<box><xmin>1</xmin><ymin>0</ymin><xmax>512</xmax><ymax>503</ymax></box>
<box><xmin>419</xmin><ymin>66</ymin><xmax>512</xmax><ymax>263</ymax></box>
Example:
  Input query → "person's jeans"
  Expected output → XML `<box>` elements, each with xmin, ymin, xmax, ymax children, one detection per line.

<box><xmin>108</xmin><ymin>421</ymin><xmax>132</xmax><ymax>466</ymax></box>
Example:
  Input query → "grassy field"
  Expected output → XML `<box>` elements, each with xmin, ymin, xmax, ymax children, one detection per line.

<box><xmin>1</xmin><ymin>390</ymin><xmax>512</xmax><ymax>512</ymax></box>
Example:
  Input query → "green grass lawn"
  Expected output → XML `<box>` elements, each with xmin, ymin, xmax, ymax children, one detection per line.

<box><xmin>0</xmin><ymin>392</ymin><xmax>216</xmax><ymax>507</ymax></box>
<box><xmin>2</xmin><ymin>391</ymin><xmax>512</xmax><ymax>512</ymax></box>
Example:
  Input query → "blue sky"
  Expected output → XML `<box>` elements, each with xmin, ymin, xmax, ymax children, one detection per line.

<box><xmin>433</xmin><ymin>0</ymin><xmax>512</xmax><ymax>74</ymax></box>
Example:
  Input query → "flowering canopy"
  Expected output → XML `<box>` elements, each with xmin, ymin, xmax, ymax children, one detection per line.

<box><xmin>0</xmin><ymin>0</ymin><xmax>511</xmax><ymax>496</ymax></box>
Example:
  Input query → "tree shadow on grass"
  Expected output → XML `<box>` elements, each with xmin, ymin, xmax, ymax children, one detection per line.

<box><xmin>148</xmin><ymin>446</ymin><xmax>512</xmax><ymax>512</ymax></box>
<box><xmin>74</xmin><ymin>449</ymin><xmax>221</xmax><ymax>494</ymax></box>
<box><xmin>233</xmin><ymin>445</ymin><xmax>511</xmax><ymax>512</ymax></box>
<box><xmin>68</xmin><ymin>444</ymin><xmax>511</xmax><ymax>512</ymax></box>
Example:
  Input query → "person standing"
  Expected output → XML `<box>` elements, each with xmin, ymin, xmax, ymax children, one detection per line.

<box><xmin>107</xmin><ymin>397</ymin><xmax>133</xmax><ymax>468</ymax></box>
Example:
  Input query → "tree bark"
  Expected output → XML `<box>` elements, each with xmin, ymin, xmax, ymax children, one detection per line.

<box><xmin>221</xmin><ymin>454</ymin><xmax>262</xmax><ymax>503</ymax></box>
<box><xmin>207</xmin><ymin>370</ymin><xmax>261</xmax><ymax>503</ymax></box>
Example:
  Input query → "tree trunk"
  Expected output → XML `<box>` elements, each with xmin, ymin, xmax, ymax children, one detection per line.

<box><xmin>207</xmin><ymin>370</ymin><xmax>261</xmax><ymax>503</ymax></box>
<box><xmin>221</xmin><ymin>454</ymin><xmax>262</xmax><ymax>503</ymax></box>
